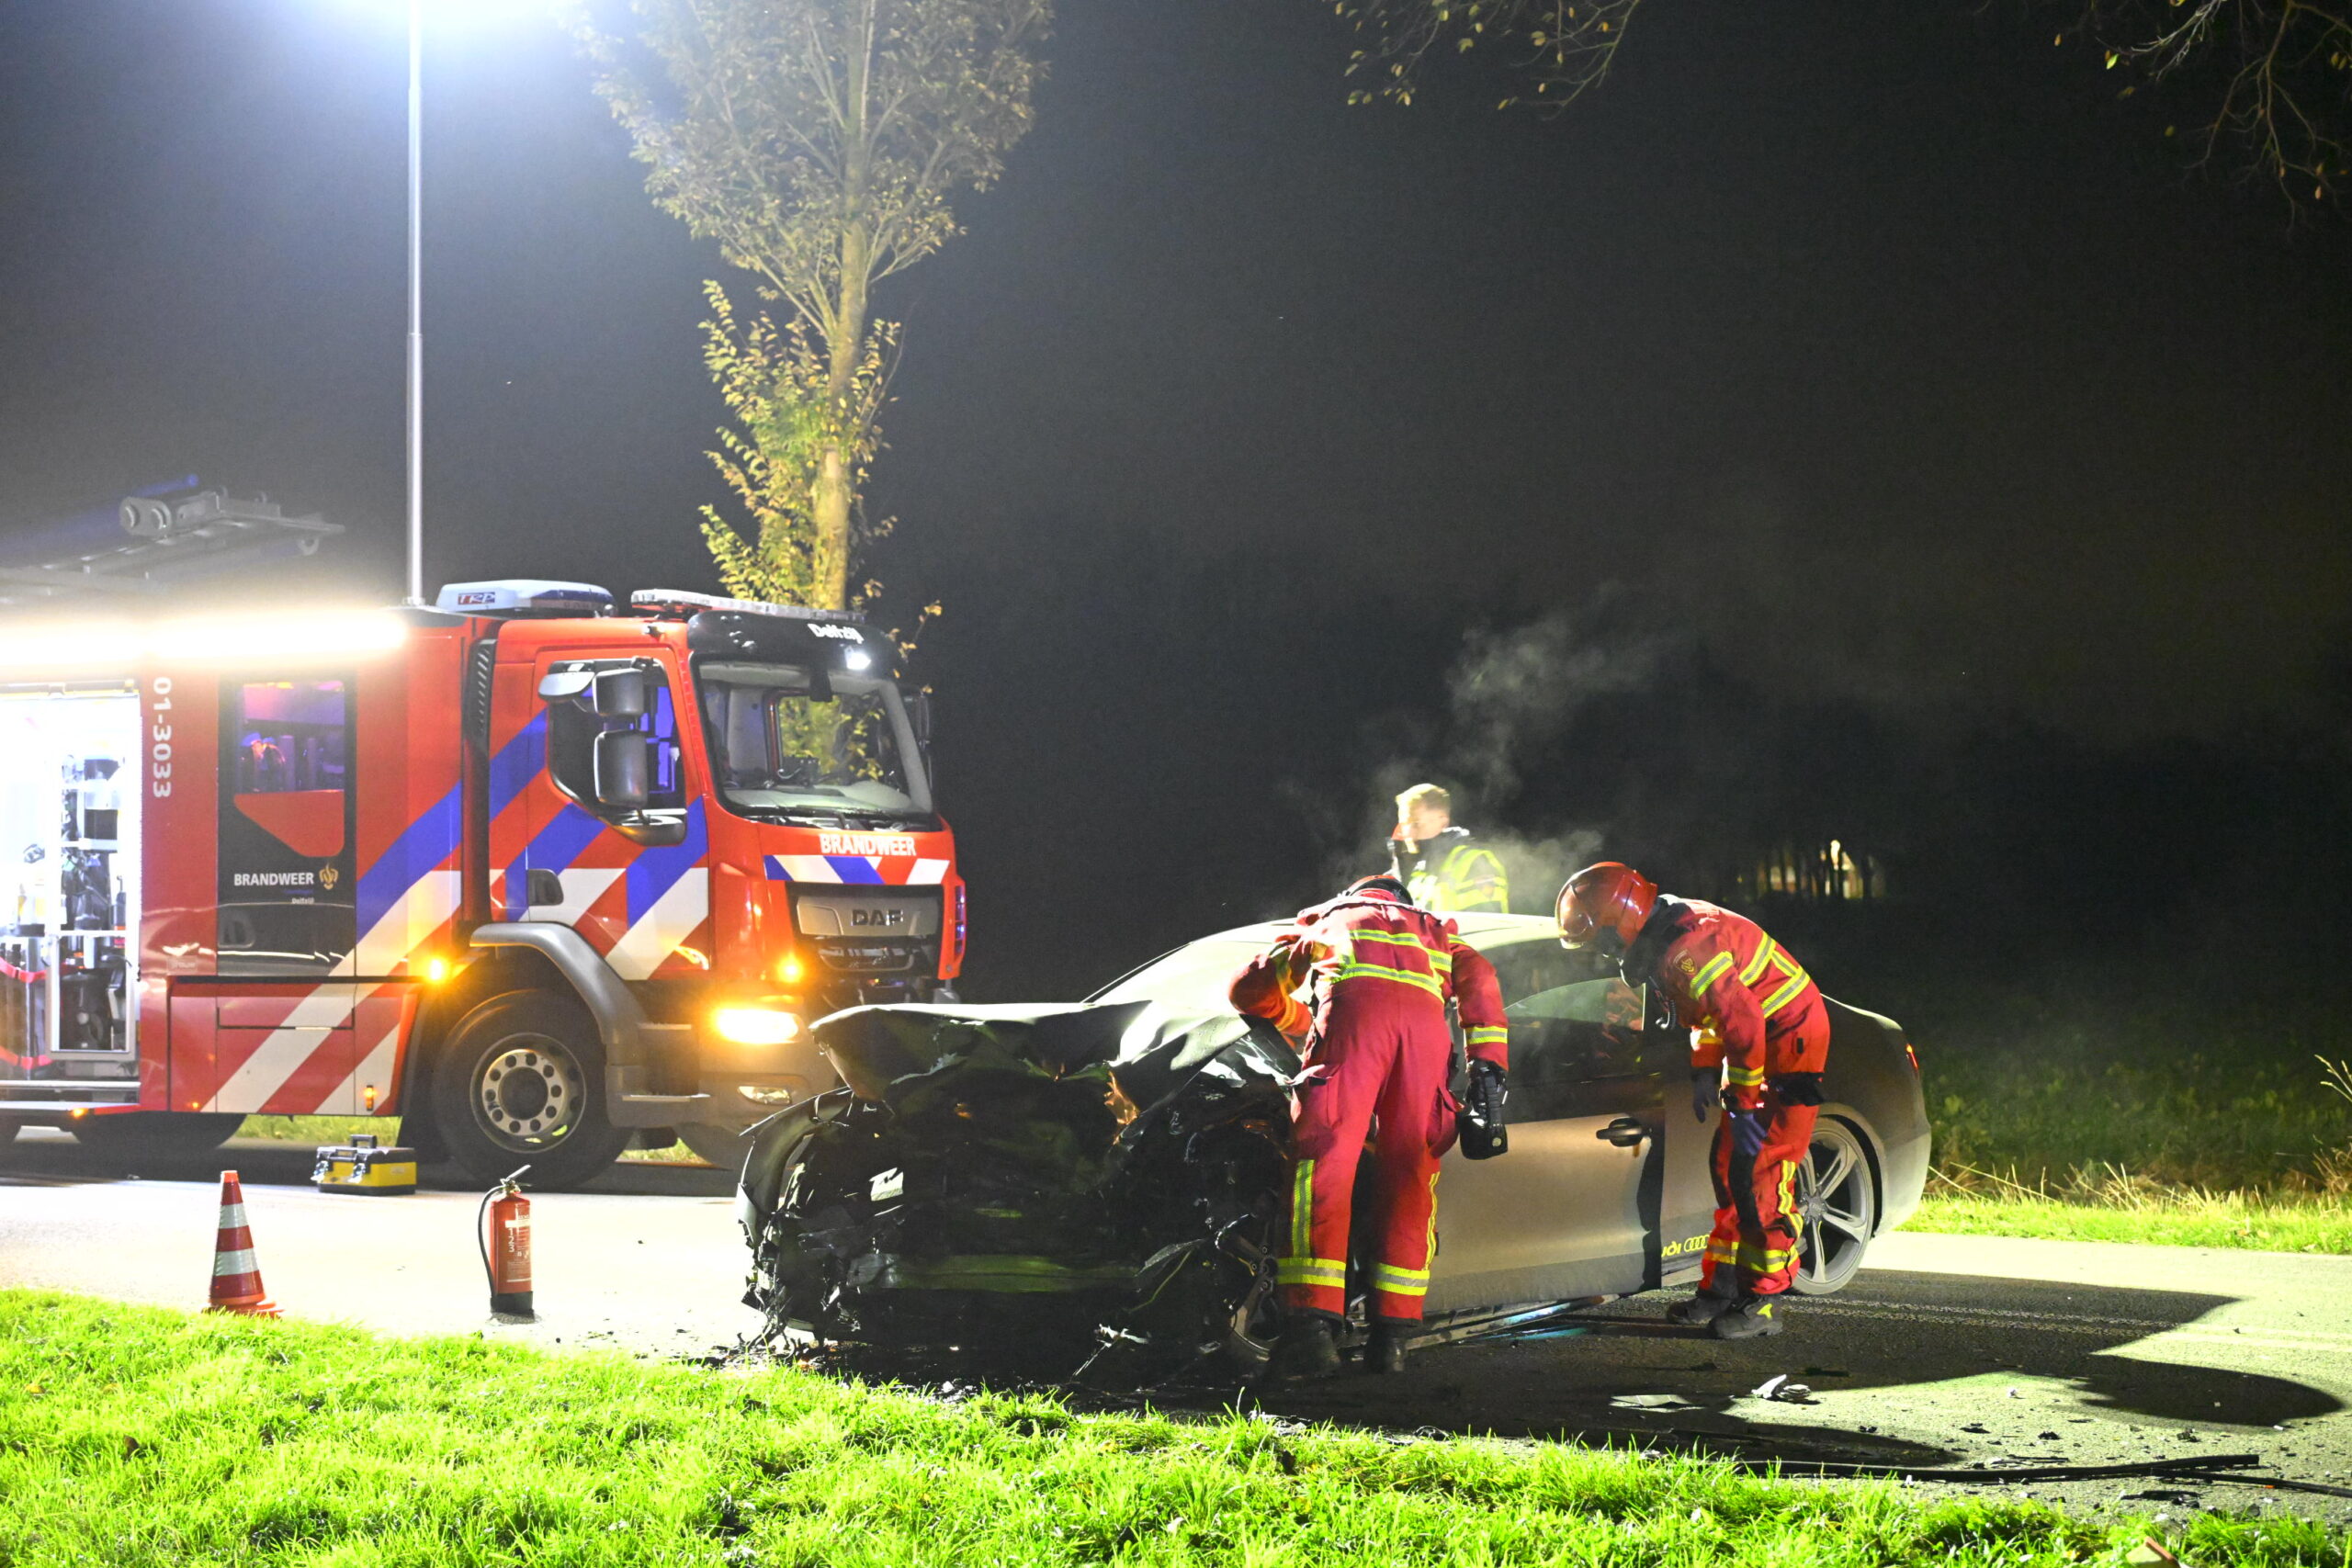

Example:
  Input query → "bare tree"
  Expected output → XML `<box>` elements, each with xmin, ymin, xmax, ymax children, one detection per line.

<box><xmin>571</xmin><ymin>0</ymin><xmax>1050</xmax><ymax>610</ymax></box>
<box><xmin>2087</xmin><ymin>0</ymin><xmax>2352</xmax><ymax>204</ymax></box>
<box><xmin>1329</xmin><ymin>0</ymin><xmax>1639</xmax><ymax>109</ymax></box>
<box><xmin>1327</xmin><ymin>0</ymin><xmax>2351</xmax><ymax>205</ymax></box>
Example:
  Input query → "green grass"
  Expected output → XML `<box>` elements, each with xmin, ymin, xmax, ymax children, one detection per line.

<box><xmin>1924</xmin><ymin>1029</ymin><xmax>2349</xmax><ymax>1196</ymax></box>
<box><xmin>1890</xmin><ymin>985</ymin><xmax>2352</xmax><ymax>1251</ymax></box>
<box><xmin>1904</xmin><ymin>1190</ymin><xmax>2352</xmax><ymax>1253</ymax></box>
<box><xmin>3</xmin><ymin>1290</ymin><xmax>2335</xmax><ymax>1568</ymax></box>
<box><xmin>232</xmin><ymin>1116</ymin><xmax>389</xmax><ymax>1145</ymax></box>
<box><xmin>232</xmin><ymin>1117</ymin><xmax>715</xmax><ymax>1167</ymax></box>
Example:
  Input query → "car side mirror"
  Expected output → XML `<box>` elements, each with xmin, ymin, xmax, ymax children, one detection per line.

<box><xmin>593</xmin><ymin>668</ymin><xmax>649</xmax><ymax>719</ymax></box>
<box><xmin>905</xmin><ymin>692</ymin><xmax>932</xmax><ymax>746</ymax></box>
<box><xmin>593</xmin><ymin>730</ymin><xmax>651</xmax><ymax>812</ymax></box>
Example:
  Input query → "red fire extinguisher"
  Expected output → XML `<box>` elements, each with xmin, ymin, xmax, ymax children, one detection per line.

<box><xmin>478</xmin><ymin>1166</ymin><xmax>534</xmax><ymax>1318</ymax></box>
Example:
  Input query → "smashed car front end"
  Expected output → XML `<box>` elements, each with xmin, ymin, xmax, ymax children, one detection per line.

<box><xmin>737</xmin><ymin>1000</ymin><xmax>1298</xmax><ymax>1368</ymax></box>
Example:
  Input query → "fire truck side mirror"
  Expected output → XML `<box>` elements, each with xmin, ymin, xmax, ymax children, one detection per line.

<box><xmin>537</xmin><ymin>671</ymin><xmax>594</xmax><ymax>705</ymax></box>
<box><xmin>906</xmin><ymin>693</ymin><xmax>933</xmax><ymax>746</ymax></box>
<box><xmin>593</xmin><ymin>731</ymin><xmax>652</xmax><ymax>812</ymax></box>
<box><xmin>593</xmin><ymin>668</ymin><xmax>650</xmax><ymax>720</ymax></box>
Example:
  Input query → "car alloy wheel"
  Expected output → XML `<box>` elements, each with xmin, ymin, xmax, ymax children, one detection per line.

<box><xmin>1791</xmin><ymin>1117</ymin><xmax>1877</xmax><ymax>1296</ymax></box>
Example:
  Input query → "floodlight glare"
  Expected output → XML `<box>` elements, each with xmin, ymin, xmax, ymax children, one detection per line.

<box><xmin>0</xmin><ymin>613</ymin><xmax>409</xmax><ymax>671</ymax></box>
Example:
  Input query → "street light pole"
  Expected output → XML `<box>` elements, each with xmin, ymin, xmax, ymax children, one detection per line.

<box><xmin>403</xmin><ymin>0</ymin><xmax>425</xmax><ymax>606</ymax></box>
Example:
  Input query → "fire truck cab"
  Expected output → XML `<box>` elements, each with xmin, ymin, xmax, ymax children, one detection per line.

<box><xmin>0</xmin><ymin>582</ymin><xmax>963</xmax><ymax>1184</ymax></box>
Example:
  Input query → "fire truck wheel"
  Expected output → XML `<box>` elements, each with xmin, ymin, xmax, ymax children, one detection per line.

<box><xmin>67</xmin><ymin>1111</ymin><xmax>244</xmax><ymax>1155</ymax></box>
<box><xmin>432</xmin><ymin>991</ymin><xmax>631</xmax><ymax>1188</ymax></box>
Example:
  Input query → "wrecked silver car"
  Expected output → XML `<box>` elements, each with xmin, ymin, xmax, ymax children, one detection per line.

<box><xmin>733</xmin><ymin>914</ymin><xmax>1930</xmax><ymax>1379</ymax></box>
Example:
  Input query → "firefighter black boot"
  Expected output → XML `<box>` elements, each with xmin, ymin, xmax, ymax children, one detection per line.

<box><xmin>1711</xmin><ymin>1295</ymin><xmax>1786</xmax><ymax>1340</ymax></box>
<box><xmin>1667</xmin><ymin>1278</ymin><xmax>1738</xmax><ymax>1326</ymax></box>
<box><xmin>1263</xmin><ymin>1314</ymin><xmax>1342</xmax><ymax>1382</ymax></box>
<box><xmin>1367</xmin><ymin>1320</ymin><xmax>1415</xmax><ymax>1375</ymax></box>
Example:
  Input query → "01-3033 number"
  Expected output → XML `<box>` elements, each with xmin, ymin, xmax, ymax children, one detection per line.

<box><xmin>150</xmin><ymin>676</ymin><xmax>174</xmax><ymax>797</ymax></box>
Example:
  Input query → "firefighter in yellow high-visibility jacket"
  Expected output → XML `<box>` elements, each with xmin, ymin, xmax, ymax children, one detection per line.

<box><xmin>1387</xmin><ymin>783</ymin><xmax>1509</xmax><ymax>914</ymax></box>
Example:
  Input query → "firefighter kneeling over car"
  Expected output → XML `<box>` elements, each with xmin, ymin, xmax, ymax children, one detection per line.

<box><xmin>1229</xmin><ymin>874</ymin><xmax>1509</xmax><ymax>1381</ymax></box>
<box><xmin>1556</xmin><ymin>863</ymin><xmax>1829</xmax><ymax>1339</ymax></box>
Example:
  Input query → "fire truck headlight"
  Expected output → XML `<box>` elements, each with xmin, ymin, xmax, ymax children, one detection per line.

<box><xmin>424</xmin><ymin>957</ymin><xmax>451</xmax><ymax>984</ymax></box>
<box><xmin>713</xmin><ymin>1007</ymin><xmax>802</xmax><ymax>1047</ymax></box>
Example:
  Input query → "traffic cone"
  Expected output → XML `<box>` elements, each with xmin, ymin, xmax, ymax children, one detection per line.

<box><xmin>207</xmin><ymin>1170</ymin><xmax>280</xmax><ymax>1317</ymax></box>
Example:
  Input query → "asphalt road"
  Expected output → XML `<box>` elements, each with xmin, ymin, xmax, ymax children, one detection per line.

<box><xmin>6</xmin><ymin>1126</ymin><xmax>2349</xmax><ymax>1523</ymax></box>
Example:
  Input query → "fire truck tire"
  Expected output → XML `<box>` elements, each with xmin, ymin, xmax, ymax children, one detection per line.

<box><xmin>67</xmin><ymin>1111</ymin><xmax>243</xmax><ymax>1155</ymax></box>
<box><xmin>431</xmin><ymin>990</ymin><xmax>632</xmax><ymax>1189</ymax></box>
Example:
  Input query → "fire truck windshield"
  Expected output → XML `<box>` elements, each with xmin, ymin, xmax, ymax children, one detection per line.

<box><xmin>697</xmin><ymin>661</ymin><xmax>933</xmax><ymax>826</ymax></box>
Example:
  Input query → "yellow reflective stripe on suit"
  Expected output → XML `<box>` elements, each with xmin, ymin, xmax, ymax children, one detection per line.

<box><xmin>1735</xmin><ymin>1244</ymin><xmax>1800</xmax><ymax>1269</ymax></box>
<box><xmin>1760</xmin><ymin>964</ymin><xmax>1813</xmax><ymax>1017</ymax></box>
<box><xmin>1290</xmin><ymin>1159</ymin><xmax>1314</xmax><ymax>1259</ymax></box>
<box><xmin>1331</xmin><ymin>962</ymin><xmax>1447</xmax><ymax>998</ymax></box>
<box><xmin>1688</xmin><ymin>952</ymin><xmax>1736</xmax><ymax>998</ymax></box>
<box><xmin>1464</xmin><ymin>1025</ymin><xmax>1508</xmax><ymax>1047</ymax></box>
<box><xmin>1275</xmin><ymin>1258</ymin><xmax>1348</xmax><ymax>1287</ymax></box>
<box><xmin>1348</xmin><ymin>929</ymin><xmax>1432</xmax><ymax>953</ymax></box>
<box><xmin>1349</xmin><ymin>929</ymin><xmax>1453</xmax><ymax>972</ymax></box>
<box><xmin>1737</xmin><ymin>935</ymin><xmax>1779</xmax><ymax>986</ymax></box>
<box><xmin>1281</xmin><ymin>1156</ymin><xmax>1347</xmax><ymax>1287</ymax></box>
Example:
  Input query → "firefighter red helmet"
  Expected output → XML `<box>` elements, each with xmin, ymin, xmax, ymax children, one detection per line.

<box><xmin>1556</xmin><ymin>863</ymin><xmax>1657</xmax><ymax>950</ymax></box>
<box><xmin>1346</xmin><ymin>874</ymin><xmax>1412</xmax><ymax>904</ymax></box>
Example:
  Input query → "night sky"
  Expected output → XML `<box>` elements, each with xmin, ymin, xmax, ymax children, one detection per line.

<box><xmin>3</xmin><ymin>1</ymin><xmax>2347</xmax><ymax>999</ymax></box>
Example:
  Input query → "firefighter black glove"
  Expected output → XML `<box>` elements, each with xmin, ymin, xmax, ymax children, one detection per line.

<box><xmin>1459</xmin><ymin>1060</ymin><xmax>1510</xmax><ymax>1160</ymax></box>
<box><xmin>1690</xmin><ymin>1071</ymin><xmax>1722</xmax><ymax>1123</ymax></box>
<box><xmin>1770</xmin><ymin>1072</ymin><xmax>1826</xmax><ymax>1108</ymax></box>
<box><xmin>1724</xmin><ymin>1106</ymin><xmax>1768</xmax><ymax>1161</ymax></box>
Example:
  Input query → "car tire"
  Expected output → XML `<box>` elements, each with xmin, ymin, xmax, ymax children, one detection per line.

<box><xmin>674</xmin><ymin>1122</ymin><xmax>752</xmax><ymax>1176</ymax></box>
<box><xmin>1791</xmin><ymin>1115</ymin><xmax>1879</xmax><ymax>1296</ymax></box>
<box><xmin>430</xmin><ymin>990</ymin><xmax>631</xmax><ymax>1189</ymax></box>
<box><xmin>68</xmin><ymin>1111</ymin><xmax>244</xmax><ymax>1156</ymax></box>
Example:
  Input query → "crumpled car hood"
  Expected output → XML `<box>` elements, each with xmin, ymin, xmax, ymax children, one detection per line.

<box><xmin>739</xmin><ymin>998</ymin><xmax>1301</xmax><ymax>1357</ymax></box>
<box><xmin>815</xmin><ymin>999</ymin><xmax>1296</xmax><ymax>1120</ymax></box>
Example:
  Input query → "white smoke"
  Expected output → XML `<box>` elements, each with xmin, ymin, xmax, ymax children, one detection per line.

<box><xmin>1299</xmin><ymin>605</ymin><xmax>1668</xmax><ymax>913</ymax></box>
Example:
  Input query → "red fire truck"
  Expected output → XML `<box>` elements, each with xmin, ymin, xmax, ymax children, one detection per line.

<box><xmin>0</xmin><ymin>581</ymin><xmax>963</xmax><ymax>1184</ymax></box>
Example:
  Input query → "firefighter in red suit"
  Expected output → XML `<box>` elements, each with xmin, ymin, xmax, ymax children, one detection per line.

<box><xmin>1229</xmin><ymin>874</ymin><xmax>1509</xmax><ymax>1379</ymax></box>
<box><xmin>1556</xmin><ymin>863</ymin><xmax>1829</xmax><ymax>1340</ymax></box>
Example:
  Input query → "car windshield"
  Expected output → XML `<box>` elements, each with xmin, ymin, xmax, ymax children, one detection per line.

<box><xmin>1093</xmin><ymin>926</ymin><xmax>1632</xmax><ymax>1023</ymax></box>
<box><xmin>698</xmin><ymin>660</ymin><xmax>932</xmax><ymax>826</ymax></box>
<box><xmin>1091</xmin><ymin>937</ymin><xmax>1272</xmax><ymax>1010</ymax></box>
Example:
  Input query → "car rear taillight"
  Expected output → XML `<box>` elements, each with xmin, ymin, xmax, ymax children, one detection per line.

<box><xmin>1904</xmin><ymin>1041</ymin><xmax>1920</xmax><ymax>1075</ymax></box>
